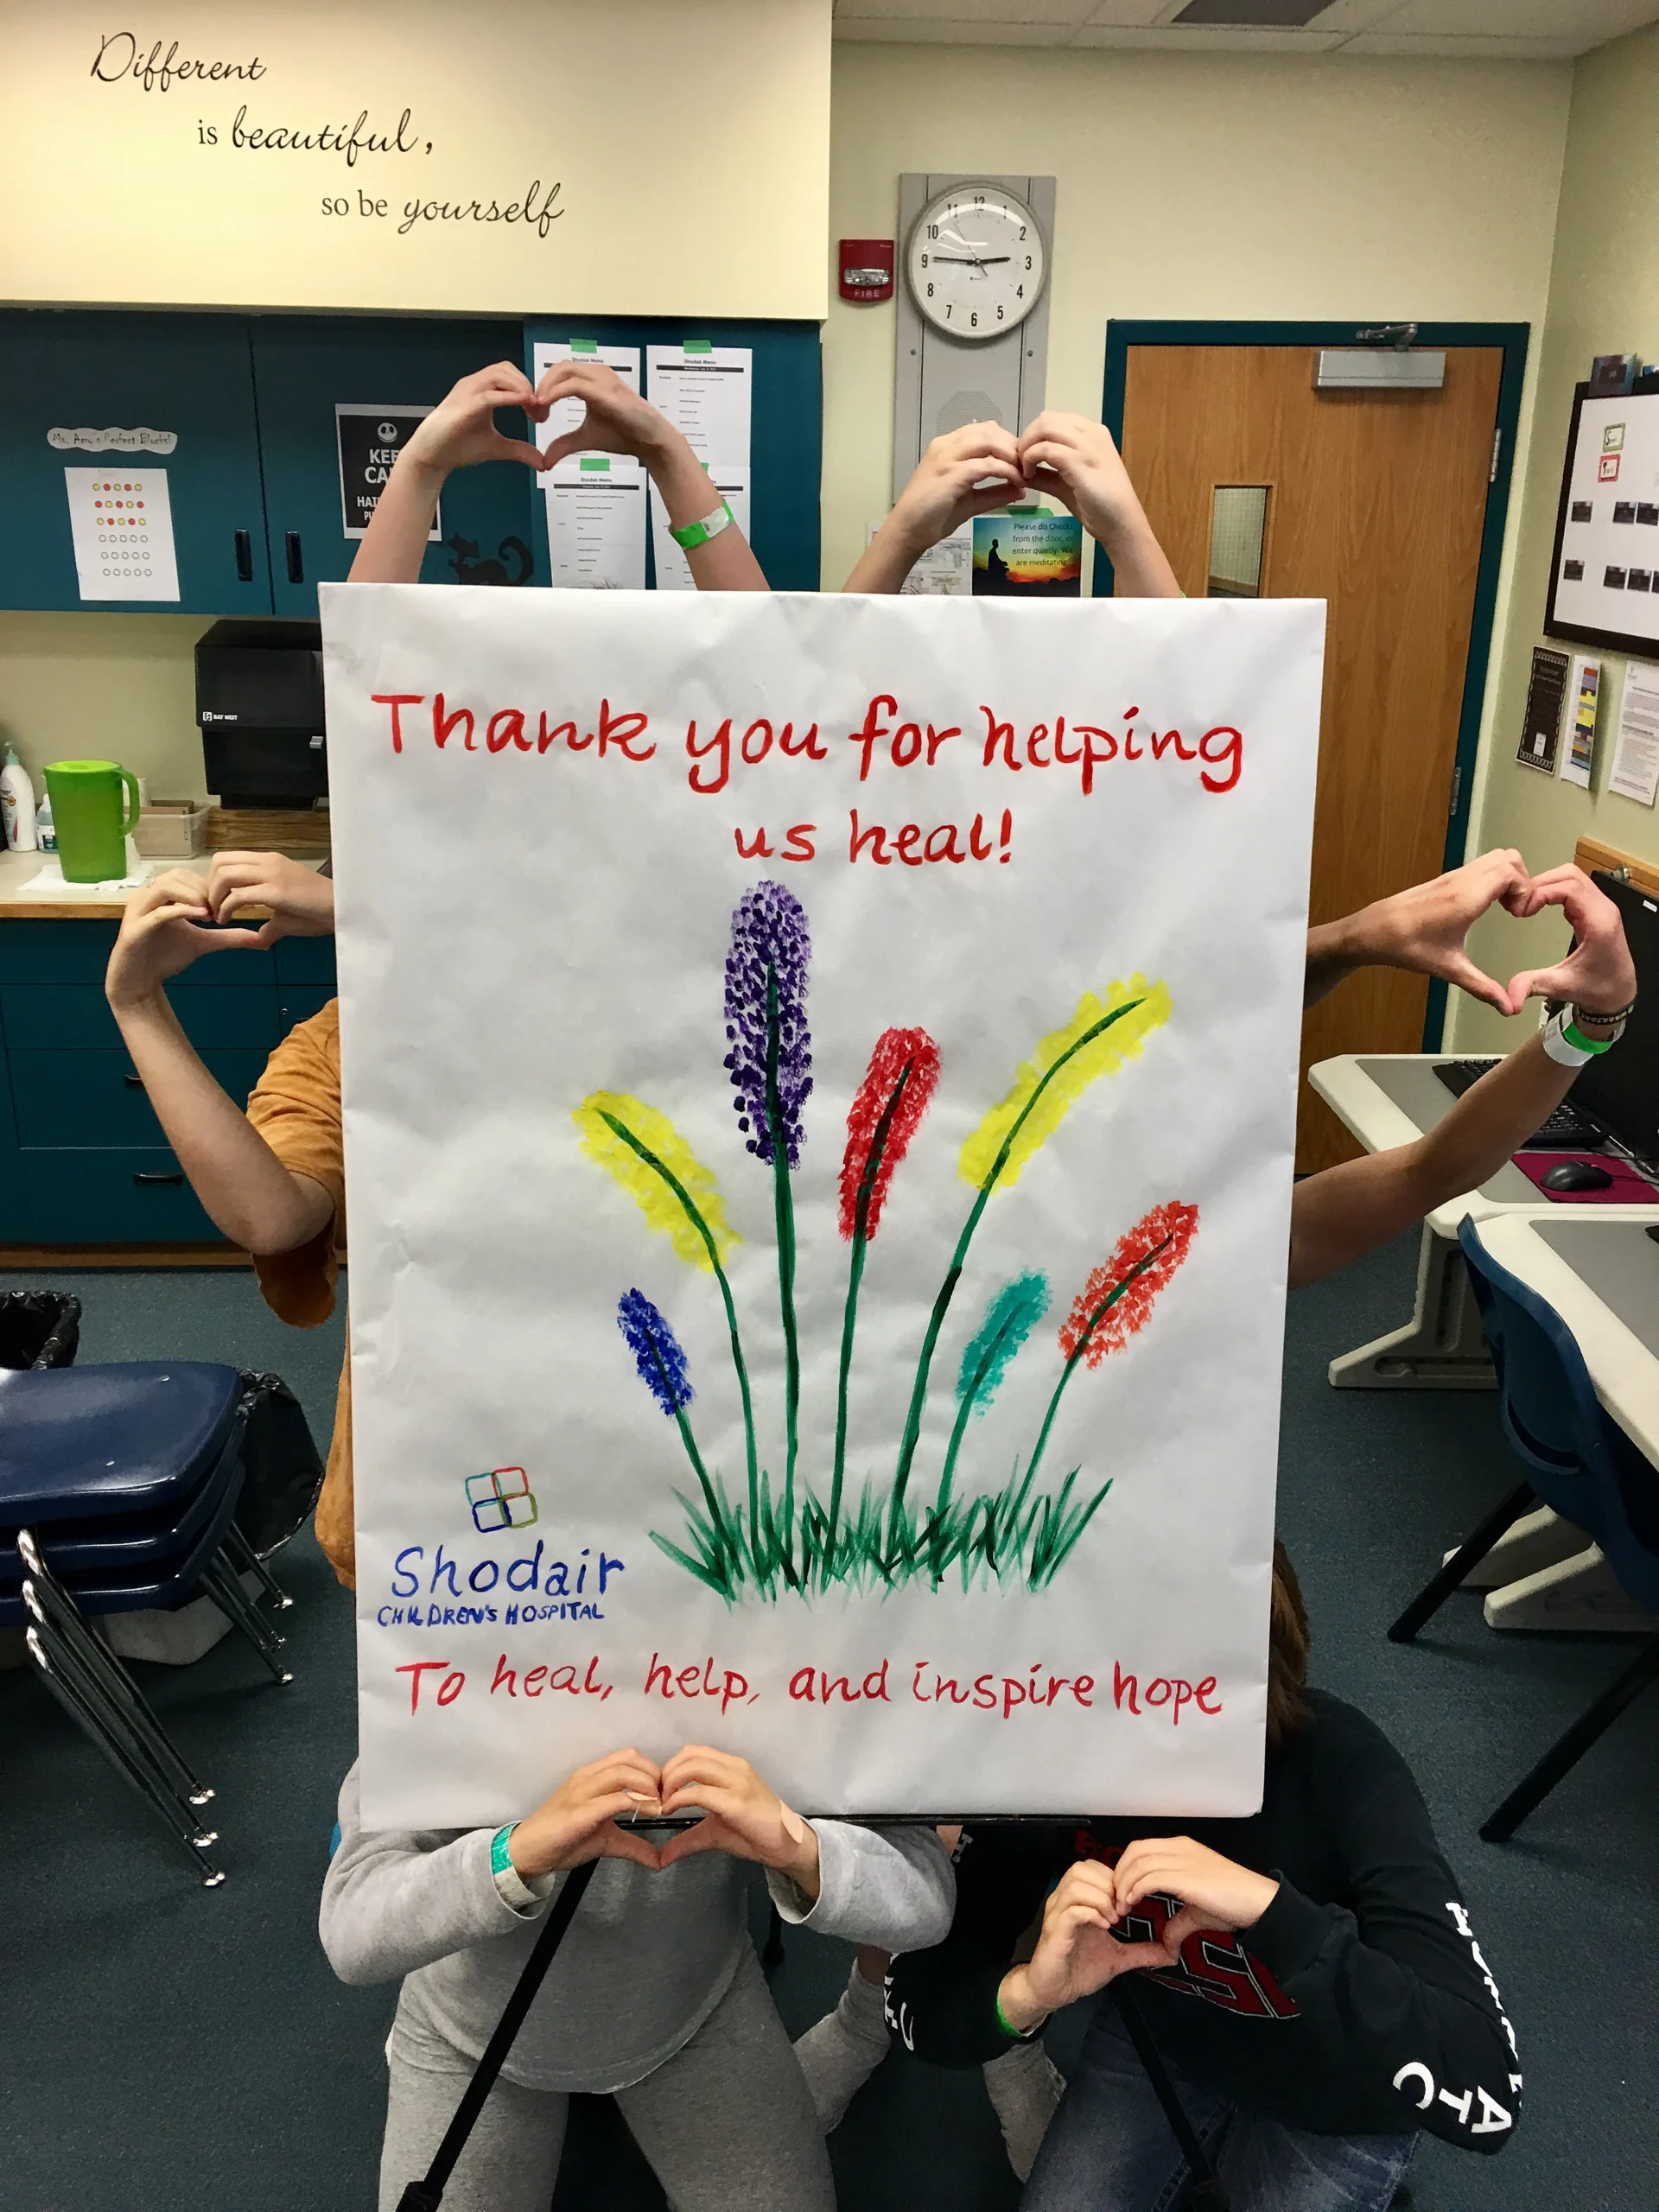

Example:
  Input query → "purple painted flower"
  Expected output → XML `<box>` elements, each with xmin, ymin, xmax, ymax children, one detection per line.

<box><xmin>723</xmin><ymin>880</ymin><xmax>813</xmax><ymax>1167</ymax></box>
<box><xmin>617</xmin><ymin>1287</ymin><xmax>695</xmax><ymax>1418</ymax></box>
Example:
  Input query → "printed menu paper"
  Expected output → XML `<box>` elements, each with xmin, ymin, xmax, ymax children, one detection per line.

<box><xmin>546</xmin><ymin>461</ymin><xmax>646</xmax><ymax>591</ymax></box>
<box><xmin>645</xmin><ymin>345</ymin><xmax>753</xmax><ymax>473</ymax></box>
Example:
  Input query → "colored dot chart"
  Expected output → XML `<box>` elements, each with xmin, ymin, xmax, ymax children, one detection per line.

<box><xmin>63</xmin><ymin>466</ymin><xmax>181</xmax><ymax>601</ymax></box>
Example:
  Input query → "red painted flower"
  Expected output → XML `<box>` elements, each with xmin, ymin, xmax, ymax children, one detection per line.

<box><xmin>1058</xmin><ymin>1201</ymin><xmax>1199</xmax><ymax>1368</ymax></box>
<box><xmin>837</xmin><ymin>1027</ymin><xmax>942</xmax><ymax>1242</ymax></box>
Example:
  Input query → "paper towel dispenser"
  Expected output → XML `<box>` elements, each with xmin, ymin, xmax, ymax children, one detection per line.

<box><xmin>195</xmin><ymin>620</ymin><xmax>327</xmax><ymax>810</ymax></box>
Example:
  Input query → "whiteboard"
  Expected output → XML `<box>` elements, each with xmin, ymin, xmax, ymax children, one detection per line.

<box><xmin>320</xmin><ymin>586</ymin><xmax>1324</xmax><ymax>1829</ymax></box>
<box><xmin>1547</xmin><ymin>385</ymin><xmax>1659</xmax><ymax>656</ymax></box>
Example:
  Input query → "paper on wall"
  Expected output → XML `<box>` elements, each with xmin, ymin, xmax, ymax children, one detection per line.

<box><xmin>545</xmin><ymin>461</ymin><xmax>646</xmax><ymax>590</ymax></box>
<box><xmin>1608</xmin><ymin>658</ymin><xmax>1659</xmax><ymax>807</ymax></box>
<box><xmin>64</xmin><ymin>467</ymin><xmax>180</xmax><ymax>601</ymax></box>
<box><xmin>864</xmin><ymin>521</ymin><xmax>972</xmax><ymax>597</ymax></box>
<box><xmin>320</xmin><ymin>586</ymin><xmax>1325</xmax><ymax>1829</ymax></box>
<box><xmin>1559</xmin><ymin>656</ymin><xmax>1601</xmax><ymax>790</ymax></box>
<box><xmin>645</xmin><ymin>345</ymin><xmax>752</xmax><ymax>471</ymax></box>
<box><xmin>649</xmin><ymin>474</ymin><xmax>749</xmax><ymax>592</ymax></box>
<box><xmin>532</xmin><ymin>342</ymin><xmax>643</xmax><ymax>480</ymax></box>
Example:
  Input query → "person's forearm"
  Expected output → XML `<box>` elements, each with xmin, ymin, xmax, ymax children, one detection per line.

<box><xmin>1099</xmin><ymin>514</ymin><xmax>1180</xmax><ymax>599</ymax></box>
<box><xmin>349</xmin><ymin>456</ymin><xmax>445</xmax><ymax>583</ymax></box>
<box><xmin>995</xmin><ymin>1964</ymin><xmax>1050</xmax><ymax>2035</ymax></box>
<box><xmin>110</xmin><ymin>992</ymin><xmax>334</xmax><ymax>1252</ymax></box>
<box><xmin>843</xmin><ymin>520</ymin><xmax>924</xmax><ymax>594</ymax></box>
<box><xmin>647</xmin><ymin>435</ymin><xmax>767</xmax><ymax>591</ymax></box>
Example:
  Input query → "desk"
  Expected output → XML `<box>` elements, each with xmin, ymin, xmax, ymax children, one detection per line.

<box><xmin>1309</xmin><ymin>1053</ymin><xmax>1659</xmax><ymax>1391</ymax></box>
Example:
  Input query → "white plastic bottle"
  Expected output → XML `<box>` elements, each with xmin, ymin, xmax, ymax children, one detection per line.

<box><xmin>1</xmin><ymin>744</ymin><xmax>37</xmax><ymax>852</ymax></box>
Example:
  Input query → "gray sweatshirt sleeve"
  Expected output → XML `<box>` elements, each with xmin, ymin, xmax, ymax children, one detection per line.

<box><xmin>320</xmin><ymin>1763</ymin><xmax>562</xmax><ymax>1987</ymax></box>
<box><xmin>768</xmin><ymin>1821</ymin><xmax>955</xmax><ymax>1953</ymax></box>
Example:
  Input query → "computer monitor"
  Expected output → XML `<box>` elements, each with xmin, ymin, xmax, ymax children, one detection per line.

<box><xmin>1572</xmin><ymin>874</ymin><xmax>1659</xmax><ymax>1171</ymax></box>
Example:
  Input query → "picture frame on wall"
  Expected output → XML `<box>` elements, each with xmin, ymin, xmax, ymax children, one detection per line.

<box><xmin>1545</xmin><ymin>379</ymin><xmax>1659</xmax><ymax>657</ymax></box>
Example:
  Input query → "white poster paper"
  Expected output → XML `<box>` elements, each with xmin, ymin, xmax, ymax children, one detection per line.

<box><xmin>1608</xmin><ymin>658</ymin><xmax>1659</xmax><ymax>807</ymax></box>
<box><xmin>645</xmin><ymin>346</ymin><xmax>753</xmax><ymax>470</ymax></box>
<box><xmin>649</xmin><ymin>474</ymin><xmax>750</xmax><ymax>592</ymax></box>
<box><xmin>544</xmin><ymin>464</ymin><xmax>646</xmax><ymax>591</ymax></box>
<box><xmin>64</xmin><ymin>466</ymin><xmax>180</xmax><ymax>601</ymax></box>
<box><xmin>321</xmin><ymin>588</ymin><xmax>1324</xmax><ymax>1829</ymax></box>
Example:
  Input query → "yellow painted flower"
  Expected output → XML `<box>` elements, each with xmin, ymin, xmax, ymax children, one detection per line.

<box><xmin>958</xmin><ymin>976</ymin><xmax>1172</xmax><ymax>1192</ymax></box>
<box><xmin>574</xmin><ymin>1090</ymin><xmax>740</xmax><ymax>1272</ymax></box>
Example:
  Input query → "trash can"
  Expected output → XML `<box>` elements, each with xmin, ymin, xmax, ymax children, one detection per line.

<box><xmin>0</xmin><ymin>1291</ymin><xmax>80</xmax><ymax>1370</ymax></box>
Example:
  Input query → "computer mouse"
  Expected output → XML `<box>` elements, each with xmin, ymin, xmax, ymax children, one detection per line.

<box><xmin>1541</xmin><ymin>1159</ymin><xmax>1616</xmax><ymax>1192</ymax></box>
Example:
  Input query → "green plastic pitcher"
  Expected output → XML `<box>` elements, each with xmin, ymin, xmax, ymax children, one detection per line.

<box><xmin>44</xmin><ymin>760</ymin><xmax>143</xmax><ymax>884</ymax></box>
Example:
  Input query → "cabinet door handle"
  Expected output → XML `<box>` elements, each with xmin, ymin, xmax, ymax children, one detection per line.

<box><xmin>124</xmin><ymin>1072</ymin><xmax>146</xmax><ymax>1089</ymax></box>
<box><xmin>285</xmin><ymin>531</ymin><xmax>304</xmax><ymax>584</ymax></box>
<box><xmin>235</xmin><ymin>528</ymin><xmax>254</xmax><ymax>582</ymax></box>
<box><xmin>133</xmin><ymin>1170</ymin><xmax>185</xmax><ymax>1186</ymax></box>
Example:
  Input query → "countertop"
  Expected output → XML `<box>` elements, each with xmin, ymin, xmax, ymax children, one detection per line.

<box><xmin>0</xmin><ymin>847</ymin><xmax>325</xmax><ymax>921</ymax></box>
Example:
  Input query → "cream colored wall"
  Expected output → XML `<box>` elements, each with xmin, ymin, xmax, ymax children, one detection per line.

<box><xmin>0</xmin><ymin>614</ymin><xmax>212</xmax><ymax>804</ymax></box>
<box><xmin>823</xmin><ymin>43</ymin><xmax>1572</xmax><ymax>596</ymax></box>
<box><xmin>1454</xmin><ymin>21</ymin><xmax>1659</xmax><ymax>1052</ymax></box>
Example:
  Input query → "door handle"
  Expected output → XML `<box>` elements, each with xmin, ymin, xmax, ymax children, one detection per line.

<box><xmin>132</xmin><ymin>1169</ymin><xmax>185</xmax><ymax>1186</ymax></box>
<box><xmin>235</xmin><ymin>528</ymin><xmax>254</xmax><ymax>582</ymax></box>
<box><xmin>285</xmin><ymin>531</ymin><xmax>304</xmax><ymax>584</ymax></box>
<box><xmin>123</xmin><ymin>1072</ymin><xmax>145</xmax><ymax>1089</ymax></box>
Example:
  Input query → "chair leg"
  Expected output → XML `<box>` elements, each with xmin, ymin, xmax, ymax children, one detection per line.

<box><xmin>200</xmin><ymin>1555</ymin><xmax>294</xmax><ymax>1685</ymax></box>
<box><xmin>25</xmin><ymin>1599</ymin><xmax>215</xmax><ymax>1834</ymax></box>
<box><xmin>1389</xmin><ymin>1482</ymin><xmax>1536</xmax><ymax>1644</ymax></box>
<box><xmin>1481</xmin><ymin>1631</ymin><xmax>1659</xmax><ymax>1843</ymax></box>
<box><xmin>21</xmin><ymin>1569</ymin><xmax>215</xmax><ymax>1808</ymax></box>
<box><xmin>224</xmin><ymin>1523</ymin><xmax>295</xmax><ymax>1611</ymax></box>
<box><xmin>26</xmin><ymin>1628</ymin><xmax>226</xmax><ymax>1885</ymax></box>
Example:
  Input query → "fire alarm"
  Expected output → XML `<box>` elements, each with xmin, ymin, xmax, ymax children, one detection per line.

<box><xmin>839</xmin><ymin>238</ymin><xmax>894</xmax><ymax>303</ymax></box>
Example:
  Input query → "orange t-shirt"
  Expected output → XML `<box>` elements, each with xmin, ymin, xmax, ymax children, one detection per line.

<box><xmin>245</xmin><ymin>1001</ymin><xmax>355</xmax><ymax>1587</ymax></box>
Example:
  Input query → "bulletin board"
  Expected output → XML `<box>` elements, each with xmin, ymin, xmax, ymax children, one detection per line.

<box><xmin>1546</xmin><ymin>382</ymin><xmax>1659</xmax><ymax>657</ymax></box>
<box><xmin>523</xmin><ymin>320</ymin><xmax>822</xmax><ymax>593</ymax></box>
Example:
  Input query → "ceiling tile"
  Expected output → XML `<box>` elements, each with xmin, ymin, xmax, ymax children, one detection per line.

<box><xmin>1340</xmin><ymin>30</ymin><xmax>1594</xmax><ymax>54</ymax></box>
<box><xmin>1368</xmin><ymin>0</ymin><xmax>1659</xmax><ymax>33</ymax></box>
<box><xmin>833</xmin><ymin>15</ymin><xmax>1081</xmax><ymax>38</ymax></box>
<box><xmin>1077</xmin><ymin>2</ymin><xmax>1182</xmax><ymax>23</ymax></box>
<box><xmin>836</xmin><ymin>0</ymin><xmax>1098</xmax><ymax>18</ymax></box>
<box><xmin>1071</xmin><ymin>22</ymin><xmax>1349</xmax><ymax>43</ymax></box>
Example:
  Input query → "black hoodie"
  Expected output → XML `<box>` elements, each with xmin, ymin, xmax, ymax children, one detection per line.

<box><xmin>884</xmin><ymin>1689</ymin><xmax>1520</xmax><ymax>2153</ymax></box>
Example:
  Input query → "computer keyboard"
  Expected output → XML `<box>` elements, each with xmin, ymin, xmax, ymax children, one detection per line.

<box><xmin>1432</xmin><ymin>1058</ymin><xmax>1605</xmax><ymax>1149</ymax></box>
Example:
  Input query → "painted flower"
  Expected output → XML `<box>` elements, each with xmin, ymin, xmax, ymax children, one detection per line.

<box><xmin>838</xmin><ymin>1027</ymin><xmax>942</xmax><ymax>1241</ymax></box>
<box><xmin>956</xmin><ymin>1272</ymin><xmax>1052</xmax><ymax>1414</ymax></box>
<box><xmin>617</xmin><ymin>1287</ymin><xmax>695</xmax><ymax>1417</ymax></box>
<box><xmin>1058</xmin><ymin>1201</ymin><xmax>1199</xmax><ymax>1369</ymax></box>
<box><xmin>574</xmin><ymin>1090</ymin><xmax>739</xmax><ymax>1272</ymax></box>
<box><xmin>723</xmin><ymin>880</ymin><xmax>813</xmax><ymax>1166</ymax></box>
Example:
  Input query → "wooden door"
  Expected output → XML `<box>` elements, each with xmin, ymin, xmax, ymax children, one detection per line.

<box><xmin>1121</xmin><ymin>345</ymin><xmax>1503</xmax><ymax>1173</ymax></box>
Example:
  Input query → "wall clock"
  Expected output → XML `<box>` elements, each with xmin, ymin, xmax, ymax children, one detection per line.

<box><xmin>891</xmin><ymin>174</ymin><xmax>1056</xmax><ymax>501</ymax></box>
<box><xmin>905</xmin><ymin>181</ymin><xmax>1048</xmax><ymax>342</ymax></box>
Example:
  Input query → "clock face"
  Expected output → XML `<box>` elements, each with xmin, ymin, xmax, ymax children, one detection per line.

<box><xmin>906</xmin><ymin>184</ymin><xmax>1046</xmax><ymax>342</ymax></box>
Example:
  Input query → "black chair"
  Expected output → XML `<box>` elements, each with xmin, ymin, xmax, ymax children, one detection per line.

<box><xmin>1389</xmin><ymin>1218</ymin><xmax>1659</xmax><ymax>1842</ymax></box>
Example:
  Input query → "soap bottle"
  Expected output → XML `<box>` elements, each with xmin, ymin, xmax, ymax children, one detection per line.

<box><xmin>35</xmin><ymin>789</ymin><xmax>56</xmax><ymax>853</ymax></box>
<box><xmin>0</xmin><ymin>744</ymin><xmax>37</xmax><ymax>851</ymax></box>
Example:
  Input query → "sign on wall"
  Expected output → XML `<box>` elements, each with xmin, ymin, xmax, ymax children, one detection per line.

<box><xmin>321</xmin><ymin>587</ymin><xmax>1324</xmax><ymax>1829</ymax></box>
<box><xmin>0</xmin><ymin>0</ymin><xmax>830</xmax><ymax>318</ymax></box>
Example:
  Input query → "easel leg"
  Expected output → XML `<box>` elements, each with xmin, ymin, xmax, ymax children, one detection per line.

<box><xmin>1328</xmin><ymin>1224</ymin><xmax>1494</xmax><ymax>1391</ymax></box>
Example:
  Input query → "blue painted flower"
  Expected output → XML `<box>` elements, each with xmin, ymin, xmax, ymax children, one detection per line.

<box><xmin>617</xmin><ymin>1287</ymin><xmax>695</xmax><ymax>1418</ymax></box>
<box><xmin>723</xmin><ymin>880</ymin><xmax>812</xmax><ymax>1167</ymax></box>
<box><xmin>956</xmin><ymin>1273</ymin><xmax>1051</xmax><ymax>1416</ymax></box>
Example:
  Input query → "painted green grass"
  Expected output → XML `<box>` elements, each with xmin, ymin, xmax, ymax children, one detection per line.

<box><xmin>650</xmin><ymin>1459</ymin><xmax>1111</xmax><ymax>1602</ymax></box>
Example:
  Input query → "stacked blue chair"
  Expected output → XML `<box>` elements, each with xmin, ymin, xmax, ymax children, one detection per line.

<box><xmin>1389</xmin><ymin>1218</ymin><xmax>1659</xmax><ymax>1842</ymax></box>
<box><xmin>2</xmin><ymin>1361</ymin><xmax>295</xmax><ymax>1885</ymax></box>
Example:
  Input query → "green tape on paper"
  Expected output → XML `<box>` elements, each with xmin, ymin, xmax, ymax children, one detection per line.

<box><xmin>571</xmin><ymin>339</ymin><xmax>599</xmax><ymax>354</ymax></box>
<box><xmin>580</xmin><ymin>456</ymin><xmax>611</xmax><ymax>472</ymax></box>
<box><xmin>683</xmin><ymin>339</ymin><xmax>714</xmax><ymax>354</ymax></box>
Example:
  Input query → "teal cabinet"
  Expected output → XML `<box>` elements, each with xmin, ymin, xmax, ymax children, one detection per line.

<box><xmin>250</xmin><ymin>317</ymin><xmax>535</xmax><ymax>617</ymax></box>
<box><xmin>0</xmin><ymin>310</ymin><xmax>273</xmax><ymax>615</ymax></box>
<box><xmin>0</xmin><ymin>918</ymin><xmax>335</xmax><ymax>1245</ymax></box>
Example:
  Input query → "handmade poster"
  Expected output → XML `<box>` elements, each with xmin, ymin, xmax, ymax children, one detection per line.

<box><xmin>973</xmin><ymin>512</ymin><xmax>1084</xmax><ymax>598</ymax></box>
<box><xmin>321</xmin><ymin>588</ymin><xmax>1324</xmax><ymax>1828</ymax></box>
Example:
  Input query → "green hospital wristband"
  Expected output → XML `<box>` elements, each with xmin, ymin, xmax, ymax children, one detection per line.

<box><xmin>669</xmin><ymin>499</ymin><xmax>734</xmax><ymax>551</ymax></box>
<box><xmin>1563</xmin><ymin>1019</ymin><xmax>1614</xmax><ymax>1055</ymax></box>
<box><xmin>995</xmin><ymin>1986</ymin><xmax>1041</xmax><ymax>2041</ymax></box>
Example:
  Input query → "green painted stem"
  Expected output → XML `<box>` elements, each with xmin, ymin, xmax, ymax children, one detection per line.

<box><xmin>1023</xmin><ymin>1235</ymin><xmax>1174</xmax><ymax>1491</ymax></box>
<box><xmin>598</xmin><ymin>1110</ymin><xmax>759</xmax><ymax>1526</ymax></box>
<box><xmin>830</xmin><ymin>1060</ymin><xmax>916</xmax><ymax>1563</ymax></box>
<box><xmin>763</xmin><ymin>969</ymin><xmax>801</xmax><ymax>1582</ymax></box>
<box><xmin>640</xmin><ymin>1332</ymin><xmax>726</xmax><ymax>1566</ymax></box>
<box><xmin>889</xmin><ymin>995</ymin><xmax>1146</xmax><ymax>1537</ymax></box>
<box><xmin>929</xmin><ymin>1315</ymin><xmax>1019</xmax><ymax>1580</ymax></box>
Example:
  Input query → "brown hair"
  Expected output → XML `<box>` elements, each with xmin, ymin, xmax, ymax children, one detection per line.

<box><xmin>1267</xmin><ymin>1538</ymin><xmax>1312</xmax><ymax>1750</ymax></box>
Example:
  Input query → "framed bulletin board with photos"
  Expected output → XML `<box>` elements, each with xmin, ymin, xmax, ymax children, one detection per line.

<box><xmin>1547</xmin><ymin>381</ymin><xmax>1659</xmax><ymax>656</ymax></box>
